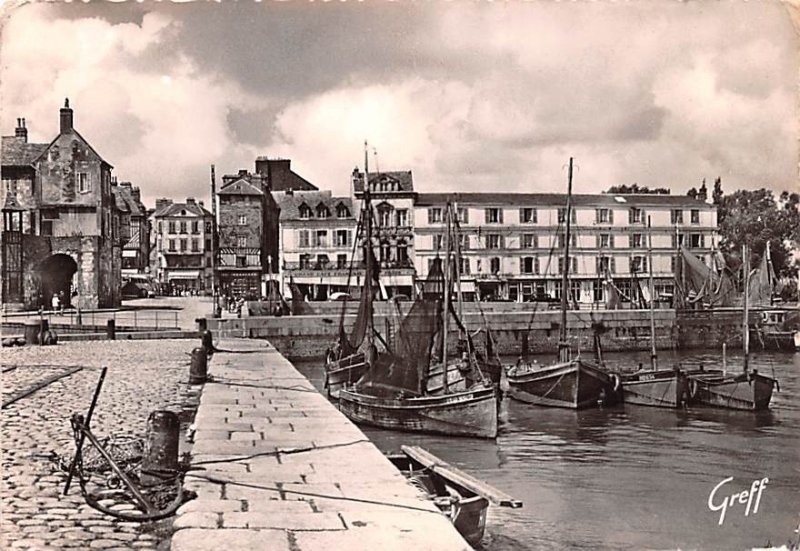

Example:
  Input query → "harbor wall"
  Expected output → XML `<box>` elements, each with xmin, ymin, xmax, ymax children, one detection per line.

<box><xmin>207</xmin><ymin>307</ymin><xmax>754</xmax><ymax>361</ymax></box>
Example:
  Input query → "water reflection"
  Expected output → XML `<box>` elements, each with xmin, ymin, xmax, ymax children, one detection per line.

<box><xmin>294</xmin><ymin>350</ymin><xmax>800</xmax><ymax>550</ymax></box>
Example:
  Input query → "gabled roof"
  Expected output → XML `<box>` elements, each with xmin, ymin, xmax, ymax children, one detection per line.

<box><xmin>1</xmin><ymin>136</ymin><xmax>47</xmax><ymax>167</ymax></box>
<box><xmin>156</xmin><ymin>202</ymin><xmax>212</xmax><ymax>218</ymax></box>
<box><xmin>353</xmin><ymin>171</ymin><xmax>414</xmax><ymax>193</ymax></box>
<box><xmin>33</xmin><ymin>128</ymin><xmax>113</xmax><ymax>169</ymax></box>
<box><xmin>414</xmin><ymin>192</ymin><xmax>713</xmax><ymax>208</ymax></box>
<box><xmin>275</xmin><ymin>191</ymin><xmax>354</xmax><ymax>221</ymax></box>
<box><xmin>219</xmin><ymin>177</ymin><xmax>264</xmax><ymax>196</ymax></box>
<box><xmin>112</xmin><ymin>184</ymin><xmax>146</xmax><ymax>217</ymax></box>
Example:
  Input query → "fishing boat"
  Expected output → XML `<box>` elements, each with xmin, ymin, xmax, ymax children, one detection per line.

<box><xmin>618</xmin><ymin>216</ymin><xmax>691</xmax><ymax>408</ymax></box>
<box><xmin>324</xmin><ymin>146</ymin><xmax>382</xmax><ymax>396</ymax></box>
<box><xmin>387</xmin><ymin>445</ymin><xmax>522</xmax><ymax>547</ymax></box>
<box><xmin>338</xmin><ymin>202</ymin><xmax>498</xmax><ymax>439</ymax></box>
<box><xmin>748</xmin><ymin>242</ymin><xmax>799</xmax><ymax>351</ymax></box>
<box><xmin>686</xmin><ymin>246</ymin><xmax>779</xmax><ymax>411</ymax></box>
<box><xmin>506</xmin><ymin>158</ymin><xmax>620</xmax><ymax>409</ymax></box>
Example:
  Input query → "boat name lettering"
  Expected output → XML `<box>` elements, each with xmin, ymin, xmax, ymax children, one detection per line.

<box><xmin>707</xmin><ymin>476</ymin><xmax>769</xmax><ymax>525</ymax></box>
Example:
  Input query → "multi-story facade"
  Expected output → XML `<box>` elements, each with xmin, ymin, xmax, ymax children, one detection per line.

<box><xmin>352</xmin><ymin>169</ymin><xmax>416</xmax><ymax>298</ymax></box>
<box><xmin>217</xmin><ymin>170</ymin><xmax>266</xmax><ymax>299</ymax></box>
<box><xmin>1</xmin><ymin>100</ymin><xmax>123</xmax><ymax>309</ymax></box>
<box><xmin>276</xmin><ymin>190</ymin><xmax>357</xmax><ymax>300</ymax></box>
<box><xmin>414</xmin><ymin>193</ymin><xmax>717</xmax><ymax>306</ymax></box>
<box><xmin>151</xmin><ymin>198</ymin><xmax>213</xmax><ymax>294</ymax></box>
<box><xmin>112</xmin><ymin>180</ymin><xmax>149</xmax><ymax>277</ymax></box>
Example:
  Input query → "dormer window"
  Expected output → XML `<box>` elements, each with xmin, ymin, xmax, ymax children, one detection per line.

<box><xmin>299</xmin><ymin>203</ymin><xmax>312</xmax><ymax>219</ymax></box>
<box><xmin>316</xmin><ymin>203</ymin><xmax>330</xmax><ymax>219</ymax></box>
<box><xmin>336</xmin><ymin>204</ymin><xmax>350</xmax><ymax>218</ymax></box>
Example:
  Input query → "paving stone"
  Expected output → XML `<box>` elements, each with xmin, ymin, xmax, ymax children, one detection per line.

<box><xmin>171</xmin><ymin>528</ymin><xmax>290</xmax><ymax>551</ymax></box>
<box><xmin>173</xmin><ymin>511</ymin><xmax>219</xmax><ymax>529</ymax></box>
<box><xmin>178</xmin><ymin>498</ymin><xmax>243</xmax><ymax>514</ymax></box>
<box><xmin>223</xmin><ymin>511</ymin><xmax>345</xmax><ymax>530</ymax></box>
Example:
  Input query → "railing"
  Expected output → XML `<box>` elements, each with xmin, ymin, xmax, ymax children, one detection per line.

<box><xmin>2</xmin><ymin>309</ymin><xmax>180</xmax><ymax>331</ymax></box>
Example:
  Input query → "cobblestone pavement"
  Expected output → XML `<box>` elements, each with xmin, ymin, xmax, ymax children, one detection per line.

<box><xmin>1</xmin><ymin>339</ymin><xmax>196</xmax><ymax>550</ymax></box>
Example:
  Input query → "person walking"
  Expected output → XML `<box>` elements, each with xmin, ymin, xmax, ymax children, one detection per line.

<box><xmin>51</xmin><ymin>293</ymin><xmax>60</xmax><ymax>314</ymax></box>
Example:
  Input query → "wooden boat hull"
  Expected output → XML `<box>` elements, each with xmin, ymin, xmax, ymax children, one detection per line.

<box><xmin>620</xmin><ymin>369</ymin><xmax>690</xmax><ymax>408</ymax></box>
<box><xmin>324</xmin><ymin>353</ymin><xmax>368</xmax><ymax>396</ymax></box>
<box><xmin>506</xmin><ymin>359</ymin><xmax>619</xmax><ymax>409</ymax></box>
<box><xmin>452</xmin><ymin>495</ymin><xmax>489</xmax><ymax>547</ymax></box>
<box><xmin>750</xmin><ymin>328</ymin><xmax>800</xmax><ymax>351</ymax></box>
<box><xmin>687</xmin><ymin>370</ymin><xmax>776</xmax><ymax>411</ymax></box>
<box><xmin>338</xmin><ymin>386</ymin><xmax>498</xmax><ymax>438</ymax></box>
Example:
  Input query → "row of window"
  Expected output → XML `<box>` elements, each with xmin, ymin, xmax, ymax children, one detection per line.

<box><xmin>424</xmin><ymin>255</ymin><xmax>651</xmax><ymax>276</ymax></box>
<box><xmin>166</xmin><ymin>238</ymin><xmax>211</xmax><ymax>252</ymax></box>
<box><xmin>430</xmin><ymin>232</ymin><xmax>706</xmax><ymax>250</ymax></box>
<box><xmin>426</xmin><ymin>207</ymin><xmax>704</xmax><ymax>225</ymax></box>
<box><xmin>298</xmin><ymin>203</ymin><xmax>351</xmax><ymax>220</ymax></box>
<box><xmin>297</xmin><ymin>229</ymin><xmax>354</xmax><ymax>249</ymax></box>
<box><xmin>159</xmin><ymin>220</ymin><xmax>211</xmax><ymax>235</ymax></box>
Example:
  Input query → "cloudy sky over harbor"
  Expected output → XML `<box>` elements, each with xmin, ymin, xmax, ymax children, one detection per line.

<box><xmin>1</xmin><ymin>1</ymin><xmax>797</xmax><ymax>205</ymax></box>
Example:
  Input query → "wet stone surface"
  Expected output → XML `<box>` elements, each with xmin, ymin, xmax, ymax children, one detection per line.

<box><xmin>1</xmin><ymin>339</ymin><xmax>195</xmax><ymax>550</ymax></box>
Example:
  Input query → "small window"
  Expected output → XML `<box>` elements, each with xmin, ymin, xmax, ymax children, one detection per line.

<box><xmin>168</xmin><ymin>239</ymin><xmax>176</xmax><ymax>251</ymax></box>
<box><xmin>630</xmin><ymin>256</ymin><xmax>648</xmax><ymax>273</ymax></box>
<box><xmin>486</xmin><ymin>234</ymin><xmax>503</xmax><ymax>249</ymax></box>
<box><xmin>522</xmin><ymin>234</ymin><xmax>537</xmax><ymax>249</ymax></box>
<box><xmin>299</xmin><ymin>204</ymin><xmax>312</xmax><ymax>219</ymax></box>
<box><xmin>336</xmin><ymin>229</ymin><xmax>349</xmax><ymax>247</ymax></box>
<box><xmin>459</xmin><ymin>257</ymin><xmax>470</xmax><ymax>275</ymax></box>
<box><xmin>630</xmin><ymin>233</ymin><xmax>643</xmax><ymax>248</ymax></box>
<box><xmin>628</xmin><ymin>208</ymin><xmax>643</xmax><ymax>224</ymax></box>
<box><xmin>77</xmin><ymin>173</ymin><xmax>91</xmax><ymax>193</ymax></box>
<box><xmin>316</xmin><ymin>204</ymin><xmax>330</xmax><ymax>219</ymax></box>
<box><xmin>396</xmin><ymin>209</ymin><xmax>408</xmax><ymax>227</ymax></box>
<box><xmin>238</xmin><ymin>215</ymin><xmax>247</xmax><ymax>225</ymax></box>
<box><xmin>598</xmin><ymin>234</ymin><xmax>612</xmax><ymax>249</ymax></box>
<box><xmin>485</xmin><ymin>208</ymin><xmax>503</xmax><ymax>224</ymax></box>
<box><xmin>237</xmin><ymin>236</ymin><xmax>247</xmax><ymax>248</ymax></box>
<box><xmin>558</xmin><ymin>208</ymin><xmax>577</xmax><ymax>224</ymax></box>
<box><xmin>490</xmin><ymin>257</ymin><xmax>501</xmax><ymax>274</ymax></box>
<box><xmin>520</xmin><ymin>208</ymin><xmax>537</xmax><ymax>224</ymax></box>
<box><xmin>671</xmin><ymin>210</ymin><xmax>684</xmax><ymax>224</ymax></box>
<box><xmin>192</xmin><ymin>221</ymin><xmax>199</xmax><ymax>233</ymax></box>
<box><xmin>336</xmin><ymin>204</ymin><xmax>351</xmax><ymax>218</ymax></box>
<box><xmin>180</xmin><ymin>221</ymin><xmax>187</xmax><ymax>234</ymax></box>
<box><xmin>337</xmin><ymin>254</ymin><xmax>348</xmax><ymax>268</ymax></box>
<box><xmin>168</xmin><ymin>221</ymin><xmax>176</xmax><ymax>234</ymax></box>
<box><xmin>520</xmin><ymin>257</ymin><xmax>539</xmax><ymax>274</ymax></box>
<box><xmin>457</xmin><ymin>208</ymin><xmax>469</xmax><ymax>224</ymax></box>
<box><xmin>428</xmin><ymin>208</ymin><xmax>442</xmax><ymax>224</ymax></box>
<box><xmin>596</xmin><ymin>208</ymin><xmax>613</xmax><ymax>224</ymax></box>
<box><xmin>691</xmin><ymin>209</ymin><xmax>700</xmax><ymax>224</ymax></box>
<box><xmin>191</xmin><ymin>239</ymin><xmax>199</xmax><ymax>252</ymax></box>
<box><xmin>689</xmin><ymin>233</ymin><xmax>705</xmax><ymax>248</ymax></box>
<box><xmin>236</xmin><ymin>256</ymin><xmax>247</xmax><ymax>267</ymax></box>
<box><xmin>298</xmin><ymin>230</ymin><xmax>309</xmax><ymax>248</ymax></box>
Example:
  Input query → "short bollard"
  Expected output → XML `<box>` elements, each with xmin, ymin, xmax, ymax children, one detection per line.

<box><xmin>140</xmin><ymin>411</ymin><xmax>180</xmax><ymax>487</ymax></box>
<box><xmin>196</xmin><ymin>317</ymin><xmax>207</xmax><ymax>332</ymax></box>
<box><xmin>189</xmin><ymin>347</ymin><xmax>208</xmax><ymax>384</ymax></box>
<box><xmin>37</xmin><ymin>319</ymin><xmax>50</xmax><ymax>346</ymax></box>
<box><xmin>24</xmin><ymin>320</ymin><xmax>40</xmax><ymax>345</ymax></box>
<box><xmin>200</xmin><ymin>330</ymin><xmax>214</xmax><ymax>355</ymax></box>
<box><xmin>106</xmin><ymin>319</ymin><xmax>116</xmax><ymax>340</ymax></box>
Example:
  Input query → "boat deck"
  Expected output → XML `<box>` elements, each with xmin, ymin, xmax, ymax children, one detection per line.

<box><xmin>171</xmin><ymin>337</ymin><xmax>472</xmax><ymax>551</ymax></box>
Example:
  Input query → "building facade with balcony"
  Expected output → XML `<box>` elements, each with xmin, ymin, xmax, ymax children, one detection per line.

<box><xmin>351</xmin><ymin>168</ymin><xmax>417</xmax><ymax>298</ymax></box>
<box><xmin>414</xmin><ymin>193</ymin><xmax>718</xmax><ymax>307</ymax></box>
<box><xmin>1</xmin><ymin>100</ymin><xmax>123</xmax><ymax>310</ymax></box>
<box><xmin>276</xmin><ymin>190</ymin><xmax>358</xmax><ymax>301</ymax></box>
<box><xmin>112</xmin><ymin>180</ymin><xmax>149</xmax><ymax>278</ymax></box>
<box><xmin>151</xmin><ymin>198</ymin><xmax>213</xmax><ymax>295</ymax></box>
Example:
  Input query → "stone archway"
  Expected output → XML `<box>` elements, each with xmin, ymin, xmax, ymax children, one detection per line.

<box><xmin>37</xmin><ymin>253</ymin><xmax>78</xmax><ymax>308</ymax></box>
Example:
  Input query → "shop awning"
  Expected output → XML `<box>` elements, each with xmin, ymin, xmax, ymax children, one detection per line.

<box><xmin>167</xmin><ymin>271</ymin><xmax>200</xmax><ymax>280</ymax></box>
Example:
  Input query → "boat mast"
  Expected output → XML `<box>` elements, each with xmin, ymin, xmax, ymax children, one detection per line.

<box><xmin>364</xmin><ymin>141</ymin><xmax>375</xmax><ymax>350</ymax></box>
<box><xmin>766</xmin><ymin>240</ymin><xmax>773</xmax><ymax>307</ymax></box>
<box><xmin>743</xmin><ymin>245</ymin><xmax>750</xmax><ymax>373</ymax></box>
<box><xmin>453</xmin><ymin>201</ymin><xmax>464</xmax><ymax>320</ymax></box>
<box><xmin>442</xmin><ymin>201</ymin><xmax>452</xmax><ymax>392</ymax></box>
<box><xmin>558</xmin><ymin>158</ymin><xmax>574</xmax><ymax>363</ymax></box>
<box><xmin>647</xmin><ymin>216</ymin><xmax>657</xmax><ymax>370</ymax></box>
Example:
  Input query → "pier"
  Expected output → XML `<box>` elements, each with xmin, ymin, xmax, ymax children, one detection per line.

<box><xmin>173</xmin><ymin>337</ymin><xmax>471</xmax><ymax>551</ymax></box>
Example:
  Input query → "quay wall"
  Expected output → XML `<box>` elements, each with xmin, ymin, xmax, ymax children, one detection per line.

<box><xmin>208</xmin><ymin>307</ymin><xmax>752</xmax><ymax>361</ymax></box>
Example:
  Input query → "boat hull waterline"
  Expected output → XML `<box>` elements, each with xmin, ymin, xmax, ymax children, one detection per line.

<box><xmin>506</xmin><ymin>359</ymin><xmax>620</xmax><ymax>409</ymax></box>
<box><xmin>620</xmin><ymin>369</ymin><xmax>691</xmax><ymax>408</ymax></box>
<box><xmin>687</xmin><ymin>371</ymin><xmax>776</xmax><ymax>411</ymax></box>
<box><xmin>338</xmin><ymin>386</ymin><xmax>498</xmax><ymax>438</ymax></box>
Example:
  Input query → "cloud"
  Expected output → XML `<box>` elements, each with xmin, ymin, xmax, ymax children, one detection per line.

<box><xmin>1</xmin><ymin>1</ymin><xmax>796</xmax><ymax>206</ymax></box>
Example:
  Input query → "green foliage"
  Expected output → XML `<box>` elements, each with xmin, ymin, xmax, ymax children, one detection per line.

<box><xmin>716</xmin><ymin>187</ymin><xmax>800</xmax><ymax>279</ymax></box>
<box><xmin>606</xmin><ymin>183</ymin><xmax>670</xmax><ymax>194</ymax></box>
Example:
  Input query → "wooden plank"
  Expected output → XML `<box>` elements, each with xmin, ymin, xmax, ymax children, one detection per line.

<box><xmin>401</xmin><ymin>445</ymin><xmax>522</xmax><ymax>508</ymax></box>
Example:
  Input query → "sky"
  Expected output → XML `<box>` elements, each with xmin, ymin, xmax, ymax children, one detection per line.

<box><xmin>0</xmin><ymin>1</ymin><xmax>797</xmax><ymax>207</ymax></box>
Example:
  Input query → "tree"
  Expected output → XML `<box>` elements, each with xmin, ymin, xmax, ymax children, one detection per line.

<box><xmin>715</xmin><ymin>188</ymin><xmax>800</xmax><ymax>280</ymax></box>
<box><xmin>606</xmin><ymin>183</ymin><xmax>670</xmax><ymax>194</ymax></box>
<box><xmin>712</xmin><ymin>177</ymin><xmax>723</xmax><ymax>206</ymax></box>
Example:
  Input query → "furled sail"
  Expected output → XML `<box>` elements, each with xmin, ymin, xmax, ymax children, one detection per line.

<box><xmin>747</xmin><ymin>245</ymin><xmax>776</xmax><ymax>308</ymax></box>
<box><xmin>676</xmin><ymin>246</ymin><xmax>735</xmax><ymax>307</ymax></box>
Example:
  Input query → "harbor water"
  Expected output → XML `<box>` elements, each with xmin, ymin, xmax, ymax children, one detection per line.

<box><xmin>295</xmin><ymin>349</ymin><xmax>800</xmax><ymax>550</ymax></box>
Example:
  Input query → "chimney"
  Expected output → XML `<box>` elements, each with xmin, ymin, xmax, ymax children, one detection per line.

<box><xmin>15</xmin><ymin>118</ymin><xmax>27</xmax><ymax>142</ymax></box>
<box><xmin>198</xmin><ymin>200</ymin><xmax>204</xmax><ymax>208</ymax></box>
<box><xmin>155</xmin><ymin>198</ymin><xmax>173</xmax><ymax>212</ymax></box>
<box><xmin>60</xmin><ymin>98</ymin><xmax>74</xmax><ymax>134</ymax></box>
<box><xmin>131</xmin><ymin>187</ymin><xmax>141</xmax><ymax>203</ymax></box>
<box><xmin>186</xmin><ymin>197</ymin><xmax>196</xmax><ymax>205</ymax></box>
<box><xmin>238</xmin><ymin>169</ymin><xmax>248</xmax><ymax>177</ymax></box>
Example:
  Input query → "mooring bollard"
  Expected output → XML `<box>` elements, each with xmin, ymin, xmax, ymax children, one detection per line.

<box><xmin>140</xmin><ymin>410</ymin><xmax>180</xmax><ymax>487</ymax></box>
<box><xmin>106</xmin><ymin>319</ymin><xmax>116</xmax><ymax>340</ymax></box>
<box><xmin>196</xmin><ymin>317</ymin><xmax>207</xmax><ymax>332</ymax></box>
<box><xmin>189</xmin><ymin>347</ymin><xmax>208</xmax><ymax>384</ymax></box>
<box><xmin>200</xmin><ymin>330</ymin><xmax>214</xmax><ymax>355</ymax></box>
<box><xmin>37</xmin><ymin>319</ymin><xmax>50</xmax><ymax>346</ymax></box>
<box><xmin>24</xmin><ymin>320</ymin><xmax>40</xmax><ymax>345</ymax></box>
